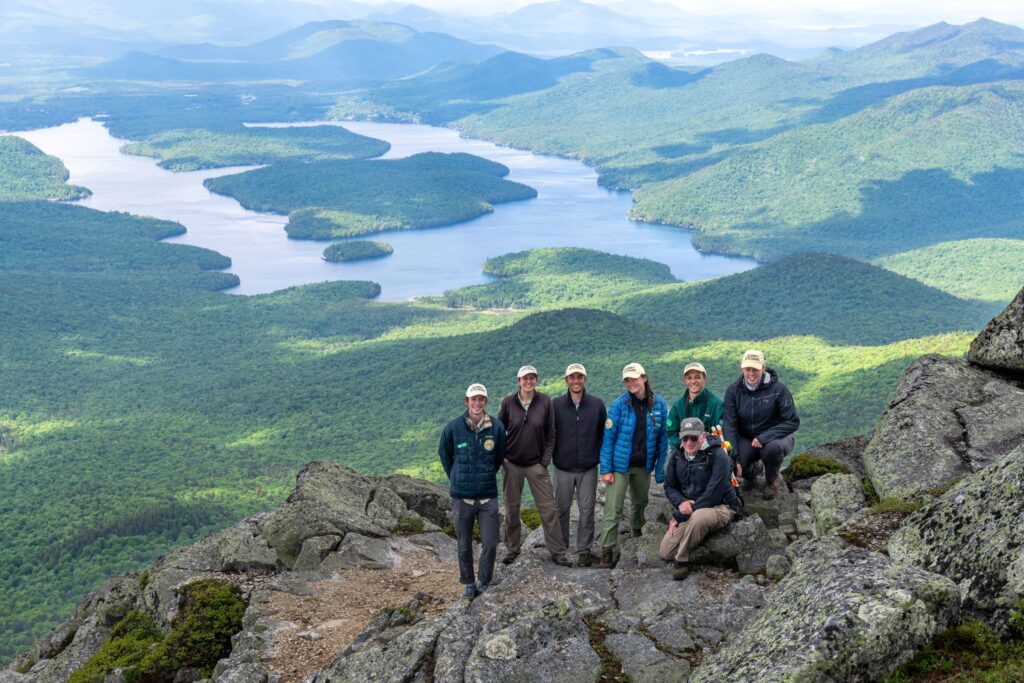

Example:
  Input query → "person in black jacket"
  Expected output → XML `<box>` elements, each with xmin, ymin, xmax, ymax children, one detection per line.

<box><xmin>439</xmin><ymin>383</ymin><xmax>507</xmax><ymax>600</ymax></box>
<box><xmin>722</xmin><ymin>349</ymin><xmax>800</xmax><ymax>500</ymax></box>
<box><xmin>659</xmin><ymin>417</ymin><xmax>740</xmax><ymax>580</ymax></box>
<box><xmin>552</xmin><ymin>363</ymin><xmax>607</xmax><ymax>567</ymax></box>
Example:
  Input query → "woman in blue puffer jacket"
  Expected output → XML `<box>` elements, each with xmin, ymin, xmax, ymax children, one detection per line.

<box><xmin>596</xmin><ymin>362</ymin><xmax>668</xmax><ymax>568</ymax></box>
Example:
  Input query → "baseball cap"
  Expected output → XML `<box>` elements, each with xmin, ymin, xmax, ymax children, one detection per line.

<box><xmin>564</xmin><ymin>363</ymin><xmax>587</xmax><ymax>377</ymax></box>
<box><xmin>683</xmin><ymin>362</ymin><xmax>707</xmax><ymax>376</ymax></box>
<box><xmin>679</xmin><ymin>417</ymin><xmax>705</xmax><ymax>437</ymax></box>
<box><xmin>465</xmin><ymin>383</ymin><xmax>488</xmax><ymax>398</ymax></box>
<box><xmin>621</xmin><ymin>362</ymin><xmax>646</xmax><ymax>380</ymax></box>
<box><xmin>517</xmin><ymin>365</ymin><xmax>538</xmax><ymax>379</ymax></box>
<box><xmin>740</xmin><ymin>349</ymin><xmax>765</xmax><ymax>370</ymax></box>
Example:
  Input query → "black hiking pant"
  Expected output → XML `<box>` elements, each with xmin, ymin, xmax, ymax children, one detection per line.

<box><xmin>735</xmin><ymin>435</ymin><xmax>794</xmax><ymax>486</ymax></box>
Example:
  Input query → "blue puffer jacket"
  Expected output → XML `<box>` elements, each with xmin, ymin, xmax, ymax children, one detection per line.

<box><xmin>599</xmin><ymin>392</ymin><xmax>669</xmax><ymax>482</ymax></box>
<box><xmin>438</xmin><ymin>412</ymin><xmax>507</xmax><ymax>499</ymax></box>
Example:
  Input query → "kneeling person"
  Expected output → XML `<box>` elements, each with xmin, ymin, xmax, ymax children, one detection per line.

<box><xmin>439</xmin><ymin>383</ymin><xmax>507</xmax><ymax>600</ymax></box>
<box><xmin>659</xmin><ymin>417</ymin><xmax>741</xmax><ymax>580</ymax></box>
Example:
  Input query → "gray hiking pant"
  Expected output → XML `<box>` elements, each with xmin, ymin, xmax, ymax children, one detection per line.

<box><xmin>554</xmin><ymin>466</ymin><xmax>598</xmax><ymax>554</ymax></box>
<box><xmin>453</xmin><ymin>497</ymin><xmax>499</xmax><ymax>586</ymax></box>
<box><xmin>736</xmin><ymin>435</ymin><xmax>795</xmax><ymax>486</ymax></box>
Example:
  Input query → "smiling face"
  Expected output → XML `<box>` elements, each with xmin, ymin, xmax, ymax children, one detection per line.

<box><xmin>681</xmin><ymin>432</ymin><xmax>704</xmax><ymax>455</ymax></box>
<box><xmin>624</xmin><ymin>375</ymin><xmax>645</xmax><ymax>396</ymax></box>
<box><xmin>565</xmin><ymin>372</ymin><xmax>586</xmax><ymax>394</ymax></box>
<box><xmin>742</xmin><ymin>367</ymin><xmax>764</xmax><ymax>386</ymax></box>
<box><xmin>684</xmin><ymin>370</ymin><xmax>707</xmax><ymax>398</ymax></box>
<box><xmin>518</xmin><ymin>373</ymin><xmax>538</xmax><ymax>394</ymax></box>
<box><xmin>465</xmin><ymin>395</ymin><xmax>487</xmax><ymax>419</ymax></box>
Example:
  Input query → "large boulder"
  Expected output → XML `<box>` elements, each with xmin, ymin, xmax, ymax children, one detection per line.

<box><xmin>968</xmin><ymin>286</ymin><xmax>1024</xmax><ymax>374</ymax></box>
<box><xmin>888</xmin><ymin>444</ymin><xmax>1024</xmax><ymax>632</ymax></box>
<box><xmin>862</xmin><ymin>354</ymin><xmax>1024</xmax><ymax>501</ymax></box>
<box><xmin>377</xmin><ymin>473</ymin><xmax>452</xmax><ymax>527</ymax></box>
<box><xmin>811</xmin><ymin>474</ymin><xmax>868</xmax><ymax>536</ymax></box>
<box><xmin>691</xmin><ymin>537</ymin><xmax>960</xmax><ymax>682</ymax></box>
<box><xmin>257</xmin><ymin>462</ymin><xmax>394</xmax><ymax>566</ymax></box>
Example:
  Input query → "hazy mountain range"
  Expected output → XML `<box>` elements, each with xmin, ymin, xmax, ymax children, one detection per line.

<box><xmin>1</xmin><ymin>0</ymin><xmax>922</xmax><ymax>64</ymax></box>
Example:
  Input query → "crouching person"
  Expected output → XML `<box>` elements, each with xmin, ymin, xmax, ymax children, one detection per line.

<box><xmin>659</xmin><ymin>417</ymin><xmax>741</xmax><ymax>580</ymax></box>
<box><xmin>439</xmin><ymin>383</ymin><xmax>507</xmax><ymax>600</ymax></box>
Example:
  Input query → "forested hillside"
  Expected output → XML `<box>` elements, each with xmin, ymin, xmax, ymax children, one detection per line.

<box><xmin>0</xmin><ymin>137</ymin><xmax>90</xmax><ymax>201</ymax></box>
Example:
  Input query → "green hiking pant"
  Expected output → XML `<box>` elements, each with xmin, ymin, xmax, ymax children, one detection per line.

<box><xmin>599</xmin><ymin>466</ymin><xmax>650</xmax><ymax>549</ymax></box>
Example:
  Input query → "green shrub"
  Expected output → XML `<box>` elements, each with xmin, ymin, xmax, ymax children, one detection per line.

<box><xmin>884</xmin><ymin>618</ymin><xmax>1024</xmax><ymax>682</ymax></box>
<box><xmin>785</xmin><ymin>454</ymin><xmax>850</xmax><ymax>482</ymax></box>
<box><xmin>870</xmin><ymin>498</ymin><xmax>923</xmax><ymax>515</ymax></box>
<box><xmin>69</xmin><ymin>580</ymin><xmax>244</xmax><ymax>683</ymax></box>
<box><xmin>862</xmin><ymin>478</ymin><xmax>880</xmax><ymax>505</ymax></box>
<box><xmin>520</xmin><ymin>508</ymin><xmax>542</xmax><ymax>530</ymax></box>
<box><xmin>395</xmin><ymin>515</ymin><xmax>425</xmax><ymax>535</ymax></box>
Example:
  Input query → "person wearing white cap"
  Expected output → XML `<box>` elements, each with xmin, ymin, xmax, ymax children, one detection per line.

<box><xmin>498</xmin><ymin>365</ymin><xmax>570</xmax><ymax>567</ymax></box>
<box><xmin>552</xmin><ymin>363</ymin><xmax>607</xmax><ymax>567</ymax></box>
<box><xmin>597</xmin><ymin>362</ymin><xmax>669</xmax><ymax>569</ymax></box>
<box><xmin>439</xmin><ymin>383</ymin><xmax>507</xmax><ymax>600</ymax></box>
<box><xmin>666</xmin><ymin>362</ymin><xmax>724</xmax><ymax>453</ymax></box>
<box><xmin>722</xmin><ymin>349</ymin><xmax>800</xmax><ymax>500</ymax></box>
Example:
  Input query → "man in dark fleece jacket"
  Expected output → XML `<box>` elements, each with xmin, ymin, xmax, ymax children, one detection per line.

<box><xmin>659</xmin><ymin>417</ymin><xmax>740</xmax><ymax>580</ymax></box>
<box><xmin>552</xmin><ymin>363</ymin><xmax>606</xmax><ymax>567</ymax></box>
<box><xmin>722</xmin><ymin>349</ymin><xmax>800</xmax><ymax>500</ymax></box>
<box><xmin>498</xmin><ymin>365</ymin><xmax>569</xmax><ymax>566</ymax></box>
<box><xmin>439</xmin><ymin>383</ymin><xmax>507</xmax><ymax>601</ymax></box>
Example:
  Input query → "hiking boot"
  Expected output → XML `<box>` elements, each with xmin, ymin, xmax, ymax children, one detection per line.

<box><xmin>577</xmin><ymin>550</ymin><xmax>592</xmax><ymax>567</ymax></box>
<box><xmin>598</xmin><ymin>547</ymin><xmax>616</xmax><ymax>569</ymax></box>
<box><xmin>742</xmin><ymin>477</ymin><xmax>758</xmax><ymax>492</ymax></box>
<box><xmin>630</xmin><ymin>528</ymin><xmax>643</xmax><ymax>539</ymax></box>
<box><xmin>475</xmin><ymin>582</ymin><xmax>489</xmax><ymax>595</ymax></box>
<box><xmin>501</xmin><ymin>551</ymin><xmax>520</xmax><ymax>565</ymax></box>
<box><xmin>671</xmin><ymin>561</ymin><xmax>689</xmax><ymax>581</ymax></box>
<box><xmin>763</xmin><ymin>479</ymin><xmax>779</xmax><ymax>500</ymax></box>
<box><xmin>552</xmin><ymin>555</ymin><xmax>572</xmax><ymax>567</ymax></box>
<box><xmin>463</xmin><ymin>584</ymin><xmax>478</xmax><ymax>600</ymax></box>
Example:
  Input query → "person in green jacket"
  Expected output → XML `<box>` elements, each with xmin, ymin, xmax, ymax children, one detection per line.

<box><xmin>666</xmin><ymin>362</ymin><xmax>724</xmax><ymax>452</ymax></box>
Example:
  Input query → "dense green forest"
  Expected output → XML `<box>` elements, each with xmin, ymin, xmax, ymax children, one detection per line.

<box><xmin>322</xmin><ymin>240</ymin><xmax>394</xmax><ymax>261</ymax></box>
<box><xmin>873</xmin><ymin>238</ymin><xmax>1024</xmax><ymax>302</ymax></box>
<box><xmin>204</xmin><ymin>152</ymin><xmax>537</xmax><ymax>238</ymax></box>
<box><xmin>121</xmin><ymin>125</ymin><xmax>390</xmax><ymax>170</ymax></box>
<box><xmin>0</xmin><ymin>137</ymin><xmax>90</xmax><ymax>201</ymax></box>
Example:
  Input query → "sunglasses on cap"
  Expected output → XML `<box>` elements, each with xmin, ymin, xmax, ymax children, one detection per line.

<box><xmin>681</xmin><ymin>435</ymin><xmax>700</xmax><ymax>443</ymax></box>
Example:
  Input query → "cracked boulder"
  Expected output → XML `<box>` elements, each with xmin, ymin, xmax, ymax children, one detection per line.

<box><xmin>969</xmin><ymin>286</ymin><xmax>1024</xmax><ymax>374</ymax></box>
<box><xmin>888</xmin><ymin>444</ymin><xmax>1024</xmax><ymax>632</ymax></box>
<box><xmin>863</xmin><ymin>354</ymin><xmax>1024</xmax><ymax>501</ymax></box>
<box><xmin>691</xmin><ymin>537</ymin><xmax>959</xmax><ymax>682</ymax></box>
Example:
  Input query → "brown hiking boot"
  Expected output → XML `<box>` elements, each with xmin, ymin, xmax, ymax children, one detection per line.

<box><xmin>630</xmin><ymin>528</ymin><xmax>643</xmax><ymax>539</ymax></box>
<box><xmin>742</xmin><ymin>478</ymin><xmax>758</xmax><ymax>492</ymax></box>
<box><xmin>598</xmin><ymin>547</ymin><xmax>616</xmax><ymax>569</ymax></box>
<box><xmin>501</xmin><ymin>551</ymin><xmax>520</xmax><ymax>565</ymax></box>
<box><xmin>552</xmin><ymin>555</ymin><xmax>572</xmax><ymax>567</ymax></box>
<box><xmin>671</xmin><ymin>561</ymin><xmax>689</xmax><ymax>580</ymax></box>
<box><xmin>578</xmin><ymin>550</ymin><xmax>592</xmax><ymax>567</ymax></box>
<box><xmin>763</xmin><ymin>479</ymin><xmax>779</xmax><ymax>500</ymax></box>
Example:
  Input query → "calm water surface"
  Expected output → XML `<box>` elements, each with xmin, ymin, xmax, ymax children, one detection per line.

<box><xmin>16</xmin><ymin>118</ymin><xmax>755</xmax><ymax>299</ymax></box>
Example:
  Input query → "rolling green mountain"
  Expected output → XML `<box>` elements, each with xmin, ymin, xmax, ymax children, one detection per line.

<box><xmin>632</xmin><ymin>81</ymin><xmax>1024</xmax><ymax>260</ymax></box>
<box><xmin>203</xmin><ymin>152</ymin><xmax>538</xmax><ymax>239</ymax></box>
<box><xmin>0</xmin><ymin>136</ymin><xmax>90</xmax><ymax>201</ymax></box>
<box><xmin>121</xmin><ymin>125</ymin><xmax>390</xmax><ymax>171</ymax></box>
<box><xmin>84</xmin><ymin>21</ymin><xmax>502</xmax><ymax>83</ymax></box>
<box><xmin>873</xmin><ymin>239</ymin><xmax>1024</xmax><ymax>303</ymax></box>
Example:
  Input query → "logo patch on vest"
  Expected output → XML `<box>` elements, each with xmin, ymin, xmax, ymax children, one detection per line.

<box><xmin>605</xmin><ymin>418</ymin><xmax>613</xmax><ymax>428</ymax></box>
<box><xmin>457</xmin><ymin>441</ymin><xmax>468</xmax><ymax>449</ymax></box>
<box><xmin>483</xmin><ymin>437</ymin><xmax>495</xmax><ymax>451</ymax></box>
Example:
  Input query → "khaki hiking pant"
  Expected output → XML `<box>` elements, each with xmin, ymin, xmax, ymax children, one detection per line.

<box><xmin>659</xmin><ymin>504</ymin><xmax>733</xmax><ymax>563</ymax></box>
<box><xmin>599</xmin><ymin>466</ymin><xmax>650</xmax><ymax>549</ymax></box>
<box><xmin>502</xmin><ymin>461</ymin><xmax>567</xmax><ymax>558</ymax></box>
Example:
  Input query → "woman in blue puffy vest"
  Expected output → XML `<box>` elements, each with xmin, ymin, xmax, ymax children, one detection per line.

<box><xmin>597</xmin><ymin>362</ymin><xmax>668</xmax><ymax>568</ymax></box>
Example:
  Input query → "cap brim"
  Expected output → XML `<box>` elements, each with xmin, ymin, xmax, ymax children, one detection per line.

<box><xmin>740</xmin><ymin>361</ymin><xmax>764</xmax><ymax>369</ymax></box>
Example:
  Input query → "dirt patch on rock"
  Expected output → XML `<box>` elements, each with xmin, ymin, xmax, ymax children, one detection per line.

<box><xmin>263</xmin><ymin>548</ymin><xmax>462</xmax><ymax>683</ymax></box>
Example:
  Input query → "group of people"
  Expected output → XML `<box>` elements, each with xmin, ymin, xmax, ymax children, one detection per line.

<box><xmin>437</xmin><ymin>350</ymin><xmax>800</xmax><ymax>599</ymax></box>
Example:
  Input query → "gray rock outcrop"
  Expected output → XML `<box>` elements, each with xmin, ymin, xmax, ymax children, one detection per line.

<box><xmin>969</xmin><ymin>286</ymin><xmax>1024</xmax><ymax>374</ymax></box>
<box><xmin>811</xmin><ymin>473</ymin><xmax>868</xmax><ymax>535</ymax></box>
<box><xmin>888</xmin><ymin>444</ymin><xmax>1024</xmax><ymax>632</ymax></box>
<box><xmin>692</xmin><ymin>537</ymin><xmax>960</xmax><ymax>682</ymax></box>
<box><xmin>863</xmin><ymin>354</ymin><xmax>1024</xmax><ymax>501</ymax></box>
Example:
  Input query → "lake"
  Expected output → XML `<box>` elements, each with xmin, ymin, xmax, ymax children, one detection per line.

<box><xmin>16</xmin><ymin>118</ymin><xmax>755</xmax><ymax>299</ymax></box>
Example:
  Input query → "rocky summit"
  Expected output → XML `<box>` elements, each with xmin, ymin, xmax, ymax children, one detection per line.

<box><xmin>8</xmin><ymin>291</ymin><xmax>1024</xmax><ymax>682</ymax></box>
